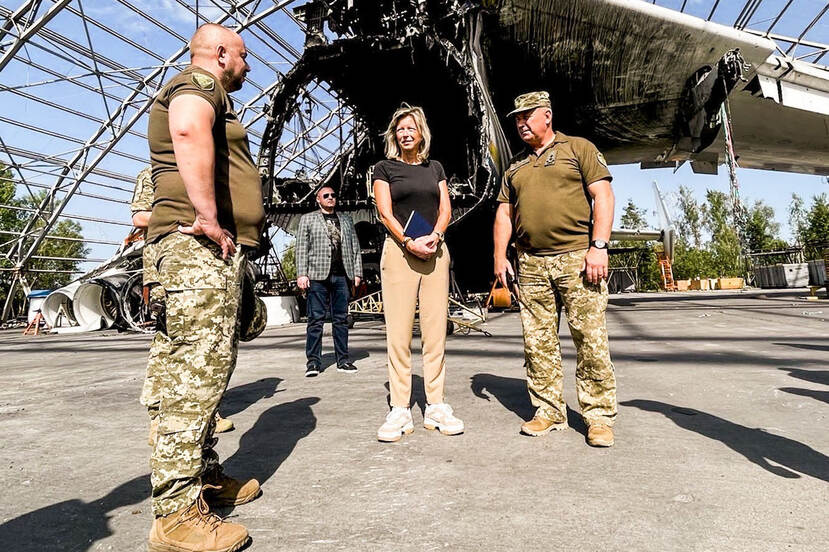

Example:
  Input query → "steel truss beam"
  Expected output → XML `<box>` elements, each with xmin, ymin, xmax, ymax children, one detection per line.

<box><xmin>3</xmin><ymin>0</ymin><xmax>273</xmax><ymax>269</ymax></box>
<box><xmin>0</xmin><ymin>0</ymin><xmax>70</xmax><ymax>72</ymax></box>
<box><xmin>1</xmin><ymin>0</ymin><xmax>825</xmax><ymax>324</ymax></box>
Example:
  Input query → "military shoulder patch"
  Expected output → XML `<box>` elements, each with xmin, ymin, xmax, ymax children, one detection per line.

<box><xmin>191</xmin><ymin>72</ymin><xmax>215</xmax><ymax>91</ymax></box>
<box><xmin>596</xmin><ymin>152</ymin><xmax>608</xmax><ymax>168</ymax></box>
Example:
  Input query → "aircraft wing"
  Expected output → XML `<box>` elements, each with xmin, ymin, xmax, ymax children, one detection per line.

<box><xmin>485</xmin><ymin>0</ymin><xmax>829</xmax><ymax>176</ymax></box>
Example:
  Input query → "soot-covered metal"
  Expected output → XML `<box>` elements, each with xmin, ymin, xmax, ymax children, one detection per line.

<box><xmin>260</xmin><ymin>1</ymin><xmax>509</xmax><ymax>289</ymax></box>
<box><xmin>258</xmin><ymin>0</ymin><xmax>777</xmax><ymax>289</ymax></box>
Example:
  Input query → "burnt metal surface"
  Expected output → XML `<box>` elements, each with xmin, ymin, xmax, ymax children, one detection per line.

<box><xmin>480</xmin><ymin>0</ymin><xmax>774</xmax><ymax>162</ymax></box>
<box><xmin>260</xmin><ymin>0</ymin><xmax>791</xmax><ymax>223</ymax></box>
<box><xmin>258</xmin><ymin>0</ymin><xmax>827</xmax><ymax>289</ymax></box>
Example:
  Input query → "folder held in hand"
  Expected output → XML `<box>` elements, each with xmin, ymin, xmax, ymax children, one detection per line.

<box><xmin>403</xmin><ymin>210</ymin><xmax>433</xmax><ymax>239</ymax></box>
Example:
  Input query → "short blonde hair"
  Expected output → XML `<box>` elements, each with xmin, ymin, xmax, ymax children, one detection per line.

<box><xmin>383</xmin><ymin>104</ymin><xmax>431</xmax><ymax>162</ymax></box>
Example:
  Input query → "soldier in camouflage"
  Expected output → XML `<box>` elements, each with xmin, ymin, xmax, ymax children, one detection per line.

<box><xmin>493</xmin><ymin>91</ymin><xmax>617</xmax><ymax>447</ymax></box>
<box><xmin>131</xmin><ymin>166</ymin><xmax>262</xmax><ymax>443</ymax></box>
<box><xmin>131</xmin><ymin>166</ymin><xmax>166</xmax><ymax>438</ymax></box>
<box><xmin>143</xmin><ymin>24</ymin><xmax>265</xmax><ymax>551</ymax></box>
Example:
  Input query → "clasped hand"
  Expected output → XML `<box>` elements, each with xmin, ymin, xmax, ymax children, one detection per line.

<box><xmin>407</xmin><ymin>233</ymin><xmax>439</xmax><ymax>260</ymax></box>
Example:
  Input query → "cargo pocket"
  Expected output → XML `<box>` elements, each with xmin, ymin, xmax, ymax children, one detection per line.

<box><xmin>157</xmin><ymin>238</ymin><xmax>231</xmax><ymax>341</ymax></box>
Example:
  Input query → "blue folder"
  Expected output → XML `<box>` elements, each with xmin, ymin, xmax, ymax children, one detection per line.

<box><xmin>403</xmin><ymin>210</ymin><xmax>433</xmax><ymax>239</ymax></box>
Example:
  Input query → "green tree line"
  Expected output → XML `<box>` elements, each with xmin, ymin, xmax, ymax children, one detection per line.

<box><xmin>610</xmin><ymin>186</ymin><xmax>829</xmax><ymax>289</ymax></box>
<box><xmin>1</xmin><ymin>162</ymin><xmax>88</xmax><ymax>312</ymax></box>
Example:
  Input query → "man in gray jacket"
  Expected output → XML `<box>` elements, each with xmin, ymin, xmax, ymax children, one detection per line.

<box><xmin>296</xmin><ymin>186</ymin><xmax>363</xmax><ymax>376</ymax></box>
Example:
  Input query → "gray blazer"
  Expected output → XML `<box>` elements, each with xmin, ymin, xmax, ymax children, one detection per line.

<box><xmin>296</xmin><ymin>210</ymin><xmax>363</xmax><ymax>281</ymax></box>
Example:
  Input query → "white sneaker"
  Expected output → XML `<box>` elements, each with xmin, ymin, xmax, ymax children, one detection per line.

<box><xmin>377</xmin><ymin>407</ymin><xmax>414</xmax><ymax>442</ymax></box>
<box><xmin>423</xmin><ymin>403</ymin><xmax>464</xmax><ymax>435</ymax></box>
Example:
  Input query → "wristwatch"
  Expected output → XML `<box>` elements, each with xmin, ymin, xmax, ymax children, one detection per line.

<box><xmin>402</xmin><ymin>236</ymin><xmax>413</xmax><ymax>249</ymax></box>
<box><xmin>434</xmin><ymin>230</ymin><xmax>445</xmax><ymax>242</ymax></box>
<box><xmin>590</xmin><ymin>239</ymin><xmax>608</xmax><ymax>250</ymax></box>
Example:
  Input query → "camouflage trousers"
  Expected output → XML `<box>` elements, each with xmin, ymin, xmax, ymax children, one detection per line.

<box><xmin>147</xmin><ymin>232</ymin><xmax>246</xmax><ymax>516</ymax></box>
<box><xmin>517</xmin><ymin>249</ymin><xmax>617</xmax><ymax>426</ymax></box>
<box><xmin>140</xmin><ymin>241</ymin><xmax>164</xmax><ymax>420</ymax></box>
<box><xmin>140</xmin><ymin>241</ymin><xmax>266</xmax><ymax>424</ymax></box>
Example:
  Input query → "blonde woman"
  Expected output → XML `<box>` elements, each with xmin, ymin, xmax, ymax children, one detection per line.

<box><xmin>372</xmin><ymin>105</ymin><xmax>464</xmax><ymax>442</ymax></box>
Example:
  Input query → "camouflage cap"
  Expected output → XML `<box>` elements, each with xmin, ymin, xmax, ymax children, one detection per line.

<box><xmin>507</xmin><ymin>91</ymin><xmax>552</xmax><ymax>116</ymax></box>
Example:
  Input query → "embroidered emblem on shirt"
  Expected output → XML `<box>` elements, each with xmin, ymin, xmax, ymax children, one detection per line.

<box><xmin>596</xmin><ymin>152</ymin><xmax>608</xmax><ymax>168</ymax></box>
<box><xmin>192</xmin><ymin>73</ymin><xmax>215</xmax><ymax>91</ymax></box>
<box><xmin>544</xmin><ymin>150</ymin><xmax>556</xmax><ymax>166</ymax></box>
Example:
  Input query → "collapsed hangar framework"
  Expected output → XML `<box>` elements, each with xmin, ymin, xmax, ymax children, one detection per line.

<box><xmin>0</xmin><ymin>0</ymin><xmax>827</xmax><ymax>320</ymax></box>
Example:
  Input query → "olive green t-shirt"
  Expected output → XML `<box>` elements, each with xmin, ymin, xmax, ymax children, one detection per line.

<box><xmin>497</xmin><ymin>132</ymin><xmax>612</xmax><ymax>255</ymax></box>
<box><xmin>147</xmin><ymin>65</ymin><xmax>264</xmax><ymax>247</ymax></box>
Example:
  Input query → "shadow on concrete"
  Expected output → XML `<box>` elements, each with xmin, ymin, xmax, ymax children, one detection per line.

<box><xmin>608</xmin><ymin>290</ymin><xmax>808</xmax><ymax>308</ymax></box>
<box><xmin>471</xmin><ymin>373</ymin><xmax>533</xmax><ymax>421</ymax></box>
<box><xmin>0</xmin><ymin>345</ymin><xmax>151</xmax><ymax>355</ymax></box>
<box><xmin>222</xmin><ymin>397</ymin><xmax>320</xmax><ymax>489</ymax></box>
<box><xmin>779</xmin><ymin>387</ymin><xmax>829</xmax><ymax>405</ymax></box>
<box><xmin>221</xmin><ymin>377</ymin><xmax>283</xmax><ymax>418</ymax></box>
<box><xmin>470</xmin><ymin>373</ymin><xmax>588</xmax><ymax>435</ymax></box>
<box><xmin>779</xmin><ymin>367</ymin><xmax>829</xmax><ymax>386</ymax></box>
<box><xmin>778</xmin><ymin>367</ymin><xmax>829</xmax><ymax>405</ymax></box>
<box><xmin>319</xmin><ymin>348</ymin><xmax>370</xmax><ymax>372</ymax></box>
<box><xmin>773</xmin><ymin>342</ymin><xmax>829</xmax><ymax>353</ymax></box>
<box><xmin>622</xmin><ymin>399</ymin><xmax>829</xmax><ymax>482</ymax></box>
<box><xmin>384</xmin><ymin>374</ymin><xmax>426</xmax><ymax>414</ymax></box>
<box><xmin>0</xmin><ymin>474</ymin><xmax>148</xmax><ymax>552</ymax></box>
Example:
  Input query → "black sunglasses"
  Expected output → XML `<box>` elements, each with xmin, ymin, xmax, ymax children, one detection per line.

<box><xmin>322</xmin><ymin>193</ymin><xmax>337</xmax><ymax>199</ymax></box>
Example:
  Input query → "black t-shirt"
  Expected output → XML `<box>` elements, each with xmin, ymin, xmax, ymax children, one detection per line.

<box><xmin>373</xmin><ymin>159</ymin><xmax>445</xmax><ymax>229</ymax></box>
<box><xmin>323</xmin><ymin>213</ymin><xmax>346</xmax><ymax>277</ymax></box>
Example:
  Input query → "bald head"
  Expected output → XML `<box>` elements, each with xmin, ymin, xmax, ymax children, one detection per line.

<box><xmin>189</xmin><ymin>24</ymin><xmax>250</xmax><ymax>92</ymax></box>
<box><xmin>190</xmin><ymin>24</ymin><xmax>236</xmax><ymax>60</ymax></box>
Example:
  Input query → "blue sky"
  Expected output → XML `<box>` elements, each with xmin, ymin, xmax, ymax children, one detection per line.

<box><xmin>0</xmin><ymin>0</ymin><xmax>826</xmax><ymax>268</ymax></box>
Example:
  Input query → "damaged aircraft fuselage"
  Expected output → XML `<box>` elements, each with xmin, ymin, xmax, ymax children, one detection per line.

<box><xmin>260</xmin><ymin>0</ymin><xmax>829</xmax><ymax>289</ymax></box>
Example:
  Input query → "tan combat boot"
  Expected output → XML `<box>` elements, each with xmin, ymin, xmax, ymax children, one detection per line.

<box><xmin>148</xmin><ymin>488</ymin><xmax>249</xmax><ymax>552</ymax></box>
<box><xmin>520</xmin><ymin>416</ymin><xmax>569</xmax><ymax>437</ymax></box>
<box><xmin>586</xmin><ymin>423</ymin><xmax>614</xmax><ymax>447</ymax></box>
<box><xmin>214</xmin><ymin>414</ymin><xmax>234</xmax><ymax>434</ymax></box>
<box><xmin>203</xmin><ymin>468</ymin><xmax>261</xmax><ymax>506</ymax></box>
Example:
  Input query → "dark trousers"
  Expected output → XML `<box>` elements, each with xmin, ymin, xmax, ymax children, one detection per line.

<box><xmin>306</xmin><ymin>274</ymin><xmax>350</xmax><ymax>368</ymax></box>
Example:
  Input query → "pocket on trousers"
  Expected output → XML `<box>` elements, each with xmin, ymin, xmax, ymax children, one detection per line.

<box><xmin>158</xmin><ymin>240</ymin><xmax>229</xmax><ymax>292</ymax></box>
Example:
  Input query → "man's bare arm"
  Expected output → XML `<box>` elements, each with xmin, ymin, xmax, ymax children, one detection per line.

<box><xmin>132</xmin><ymin>211</ymin><xmax>151</xmax><ymax>229</ymax></box>
<box><xmin>168</xmin><ymin>94</ymin><xmax>236</xmax><ymax>258</ymax></box>
<box><xmin>584</xmin><ymin>178</ymin><xmax>614</xmax><ymax>284</ymax></box>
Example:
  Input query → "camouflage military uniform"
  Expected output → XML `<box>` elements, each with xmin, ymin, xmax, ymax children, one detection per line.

<box><xmin>517</xmin><ymin>250</ymin><xmax>616</xmax><ymax>425</ymax></box>
<box><xmin>134</xmin><ymin>167</ymin><xmax>266</xmax><ymax>425</ymax></box>
<box><xmin>498</xmin><ymin>96</ymin><xmax>617</xmax><ymax>427</ymax></box>
<box><xmin>140</xmin><ymin>250</ymin><xmax>266</xmax><ymax>422</ymax></box>
<box><xmin>146</xmin><ymin>65</ymin><xmax>266</xmax><ymax>517</ymax></box>
<box><xmin>131</xmin><ymin>166</ymin><xmax>154</xmax><ymax>213</ymax></box>
<box><xmin>149</xmin><ymin>231</ymin><xmax>247</xmax><ymax>516</ymax></box>
<box><xmin>131</xmin><ymin>167</ymin><xmax>166</xmax><ymax>419</ymax></box>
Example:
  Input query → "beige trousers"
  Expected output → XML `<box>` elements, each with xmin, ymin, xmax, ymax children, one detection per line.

<box><xmin>380</xmin><ymin>237</ymin><xmax>450</xmax><ymax>407</ymax></box>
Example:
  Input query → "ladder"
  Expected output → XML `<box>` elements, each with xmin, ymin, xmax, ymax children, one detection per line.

<box><xmin>22</xmin><ymin>310</ymin><xmax>47</xmax><ymax>336</ymax></box>
<box><xmin>658</xmin><ymin>253</ymin><xmax>677</xmax><ymax>291</ymax></box>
